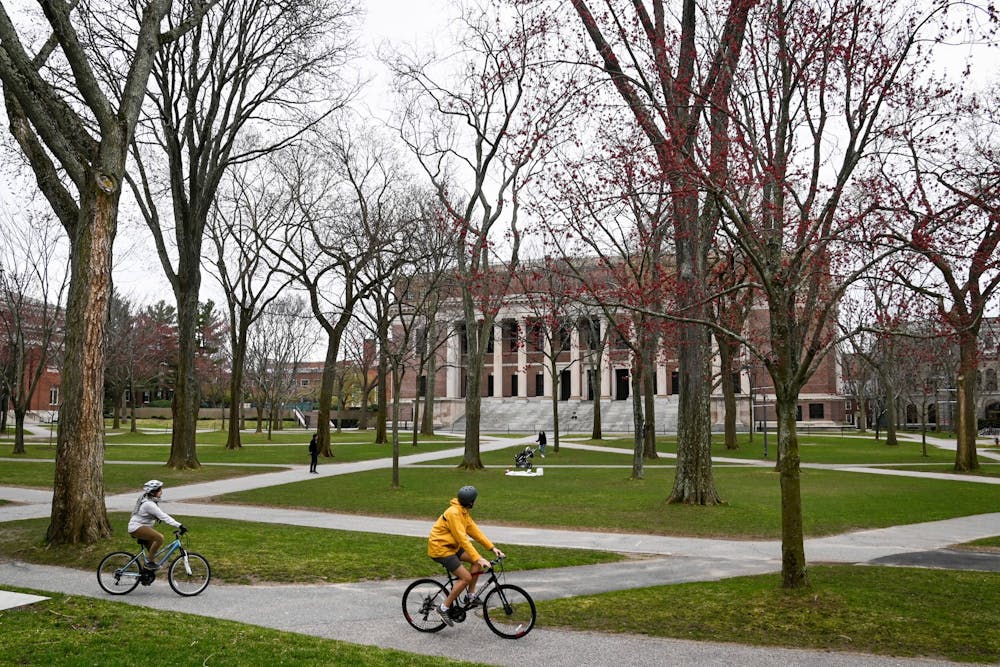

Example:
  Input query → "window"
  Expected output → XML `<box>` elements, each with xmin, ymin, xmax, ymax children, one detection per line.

<box><xmin>416</xmin><ymin>327</ymin><xmax>427</xmax><ymax>355</ymax></box>
<box><xmin>987</xmin><ymin>368</ymin><xmax>997</xmax><ymax>392</ymax></box>
<box><xmin>732</xmin><ymin>372</ymin><xmax>742</xmax><ymax>394</ymax></box>
<box><xmin>809</xmin><ymin>403</ymin><xmax>824</xmax><ymax>419</ymax></box>
<box><xmin>580</xmin><ymin>317</ymin><xmax>600</xmax><ymax>351</ymax></box>
<box><xmin>529</xmin><ymin>320</ymin><xmax>545</xmax><ymax>352</ymax></box>
<box><xmin>49</xmin><ymin>387</ymin><xmax>59</xmax><ymax>406</ymax></box>
<box><xmin>671</xmin><ymin>371</ymin><xmax>679</xmax><ymax>395</ymax></box>
<box><xmin>535</xmin><ymin>373</ymin><xmax>544</xmax><ymax>396</ymax></box>
<box><xmin>300</xmin><ymin>379</ymin><xmax>310</xmax><ymax>387</ymax></box>
<box><xmin>487</xmin><ymin>374</ymin><xmax>494</xmax><ymax>397</ymax></box>
<box><xmin>503</xmin><ymin>320</ymin><xmax>519</xmax><ymax>353</ymax></box>
<box><xmin>796</xmin><ymin>405</ymin><xmax>803</xmax><ymax>421</ymax></box>
<box><xmin>417</xmin><ymin>376</ymin><xmax>427</xmax><ymax>397</ymax></box>
<box><xmin>558</xmin><ymin>321</ymin><xmax>571</xmax><ymax>351</ymax></box>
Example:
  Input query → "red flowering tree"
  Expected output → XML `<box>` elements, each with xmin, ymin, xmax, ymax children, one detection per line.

<box><xmin>880</xmin><ymin>84</ymin><xmax>1000</xmax><ymax>471</ymax></box>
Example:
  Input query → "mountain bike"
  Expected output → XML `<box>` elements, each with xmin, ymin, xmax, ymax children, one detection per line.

<box><xmin>97</xmin><ymin>529</ymin><xmax>211</xmax><ymax>597</ymax></box>
<box><xmin>402</xmin><ymin>556</ymin><xmax>536</xmax><ymax>639</ymax></box>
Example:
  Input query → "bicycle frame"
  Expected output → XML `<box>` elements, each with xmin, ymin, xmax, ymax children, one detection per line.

<box><xmin>126</xmin><ymin>531</ymin><xmax>193</xmax><ymax>578</ymax></box>
<box><xmin>402</xmin><ymin>556</ymin><xmax>537</xmax><ymax>638</ymax></box>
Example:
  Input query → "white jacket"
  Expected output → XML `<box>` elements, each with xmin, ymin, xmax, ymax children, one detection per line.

<box><xmin>127</xmin><ymin>495</ymin><xmax>181</xmax><ymax>533</ymax></box>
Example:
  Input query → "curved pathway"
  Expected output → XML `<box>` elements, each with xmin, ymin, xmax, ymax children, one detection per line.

<box><xmin>1</xmin><ymin>432</ymin><xmax>998</xmax><ymax>666</ymax></box>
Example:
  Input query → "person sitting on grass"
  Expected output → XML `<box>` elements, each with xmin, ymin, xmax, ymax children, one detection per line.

<box><xmin>127</xmin><ymin>479</ymin><xmax>185</xmax><ymax>570</ymax></box>
<box><xmin>427</xmin><ymin>485</ymin><xmax>505</xmax><ymax>627</ymax></box>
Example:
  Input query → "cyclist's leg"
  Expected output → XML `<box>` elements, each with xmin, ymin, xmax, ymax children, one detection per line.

<box><xmin>432</xmin><ymin>550</ymin><xmax>471</xmax><ymax>609</ymax></box>
<box><xmin>129</xmin><ymin>526</ymin><xmax>163</xmax><ymax>565</ymax></box>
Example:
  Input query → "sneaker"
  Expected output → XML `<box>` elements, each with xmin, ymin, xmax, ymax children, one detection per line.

<box><xmin>143</xmin><ymin>560</ymin><xmax>159</xmax><ymax>570</ymax></box>
<box><xmin>461</xmin><ymin>594</ymin><xmax>482</xmax><ymax>608</ymax></box>
<box><xmin>436</xmin><ymin>604</ymin><xmax>454</xmax><ymax>627</ymax></box>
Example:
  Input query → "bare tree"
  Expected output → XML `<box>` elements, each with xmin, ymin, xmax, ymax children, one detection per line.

<box><xmin>0</xmin><ymin>212</ymin><xmax>67</xmax><ymax>453</ymax></box>
<box><xmin>880</xmin><ymin>81</ymin><xmax>1000</xmax><ymax>471</ymax></box>
<box><xmin>244</xmin><ymin>296</ymin><xmax>318</xmax><ymax>439</ymax></box>
<box><xmin>560</xmin><ymin>0</ymin><xmax>753</xmax><ymax>504</ymax></box>
<box><xmin>269</xmin><ymin>118</ymin><xmax>400</xmax><ymax>455</ymax></box>
<box><xmin>389</xmin><ymin>0</ymin><xmax>577</xmax><ymax>468</ymax></box>
<box><xmin>208</xmin><ymin>158</ymin><xmax>295</xmax><ymax>449</ymax></box>
<box><xmin>0</xmin><ymin>0</ymin><xmax>215</xmax><ymax>544</ymax></box>
<box><xmin>122</xmin><ymin>0</ymin><xmax>359</xmax><ymax>468</ymax></box>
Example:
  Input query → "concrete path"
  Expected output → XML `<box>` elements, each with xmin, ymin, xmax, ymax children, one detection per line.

<box><xmin>1</xmin><ymin>432</ymin><xmax>999</xmax><ymax>666</ymax></box>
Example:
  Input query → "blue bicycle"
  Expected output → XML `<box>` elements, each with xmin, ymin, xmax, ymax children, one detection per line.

<box><xmin>97</xmin><ymin>529</ymin><xmax>211</xmax><ymax>596</ymax></box>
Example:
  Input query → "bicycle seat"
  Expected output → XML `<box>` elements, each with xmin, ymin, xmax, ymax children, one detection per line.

<box><xmin>135</xmin><ymin>538</ymin><xmax>151</xmax><ymax>548</ymax></box>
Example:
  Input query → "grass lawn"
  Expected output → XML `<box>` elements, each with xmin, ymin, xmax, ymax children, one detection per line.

<box><xmin>0</xmin><ymin>590</ymin><xmax>481</xmax><ymax>667</ymax></box>
<box><xmin>0</xmin><ymin>462</ymin><xmax>287</xmax><ymax>493</ymax></box>
<box><xmin>10</xmin><ymin>440</ymin><xmax>463</xmax><ymax>465</ymax></box>
<box><xmin>536</xmin><ymin>565</ymin><xmax>1000</xmax><ymax>663</ymax></box>
<box><xmin>0</xmin><ymin>514</ymin><xmax>625</xmax><ymax>585</ymax></box>
<box><xmin>211</xmin><ymin>465</ymin><xmax>1000</xmax><ymax>539</ymax></box>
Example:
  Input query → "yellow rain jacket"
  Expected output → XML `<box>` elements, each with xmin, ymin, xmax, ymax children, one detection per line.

<box><xmin>427</xmin><ymin>497</ymin><xmax>494</xmax><ymax>562</ymax></box>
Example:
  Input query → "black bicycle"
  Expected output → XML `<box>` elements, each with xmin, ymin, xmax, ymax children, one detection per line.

<box><xmin>97</xmin><ymin>529</ymin><xmax>211</xmax><ymax>597</ymax></box>
<box><xmin>402</xmin><ymin>557</ymin><xmax>536</xmax><ymax>639</ymax></box>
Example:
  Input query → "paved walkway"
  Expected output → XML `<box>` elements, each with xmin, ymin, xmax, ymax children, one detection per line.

<box><xmin>1</xmin><ymin>432</ymin><xmax>999</xmax><ymax>666</ymax></box>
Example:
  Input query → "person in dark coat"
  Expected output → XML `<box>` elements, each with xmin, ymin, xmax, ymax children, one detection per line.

<box><xmin>535</xmin><ymin>431</ymin><xmax>547</xmax><ymax>457</ymax></box>
<box><xmin>308</xmin><ymin>433</ymin><xmax>319</xmax><ymax>473</ymax></box>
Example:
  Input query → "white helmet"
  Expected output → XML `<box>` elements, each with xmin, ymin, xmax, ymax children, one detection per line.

<box><xmin>143</xmin><ymin>479</ymin><xmax>164</xmax><ymax>494</ymax></box>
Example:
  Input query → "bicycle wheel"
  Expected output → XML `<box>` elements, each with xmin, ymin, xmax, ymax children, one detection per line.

<box><xmin>167</xmin><ymin>552</ymin><xmax>211</xmax><ymax>596</ymax></box>
<box><xmin>402</xmin><ymin>578</ymin><xmax>449</xmax><ymax>632</ymax></box>
<box><xmin>483</xmin><ymin>584</ymin><xmax>536</xmax><ymax>639</ymax></box>
<box><xmin>97</xmin><ymin>551</ymin><xmax>141</xmax><ymax>595</ymax></box>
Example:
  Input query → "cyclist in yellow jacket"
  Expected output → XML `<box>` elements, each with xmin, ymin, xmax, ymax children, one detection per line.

<box><xmin>427</xmin><ymin>485</ymin><xmax>505</xmax><ymax>627</ymax></box>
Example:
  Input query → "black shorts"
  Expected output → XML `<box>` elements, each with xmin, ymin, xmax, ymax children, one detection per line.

<box><xmin>431</xmin><ymin>548</ymin><xmax>465</xmax><ymax>572</ymax></box>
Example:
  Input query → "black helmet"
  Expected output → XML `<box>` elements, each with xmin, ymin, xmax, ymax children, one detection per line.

<box><xmin>457</xmin><ymin>485</ymin><xmax>478</xmax><ymax>508</ymax></box>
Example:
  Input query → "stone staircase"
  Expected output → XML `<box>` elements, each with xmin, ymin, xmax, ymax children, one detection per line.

<box><xmin>452</xmin><ymin>397</ymin><xmax>679</xmax><ymax>434</ymax></box>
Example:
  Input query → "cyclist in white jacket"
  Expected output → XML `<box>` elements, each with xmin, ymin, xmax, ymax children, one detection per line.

<box><xmin>128</xmin><ymin>480</ymin><xmax>184</xmax><ymax>569</ymax></box>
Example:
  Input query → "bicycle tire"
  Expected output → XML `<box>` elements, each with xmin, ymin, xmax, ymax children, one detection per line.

<box><xmin>402</xmin><ymin>578</ymin><xmax>449</xmax><ymax>632</ymax></box>
<box><xmin>97</xmin><ymin>551</ymin><xmax>141</xmax><ymax>595</ymax></box>
<box><xmin>483</xmin><ymin>584</ymin><xmax>536</xmax><ymax>639</ymax></box>
<box><xmin>167</xmin><ymin>552</ymin><xmax>211</xmax><ymax>596</ymax></box>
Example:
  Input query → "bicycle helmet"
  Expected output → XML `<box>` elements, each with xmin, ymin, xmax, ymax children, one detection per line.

<box><xmin>457</xmin><ymin>485</ymin><xmax>478</xmax><ymax>508</ymax></box>
<box><xmin>143</xmin><ymin>479</ymin><xmax>164</xmax><ymax>494</ymax></box>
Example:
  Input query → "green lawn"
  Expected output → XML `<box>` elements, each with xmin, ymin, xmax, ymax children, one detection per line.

<box><xmin>0</xmin><ymin>590</ymin><xmax>482</xmax><ymax>667</ymax></box>
<box><xmin>537</xmin><ymin>565</ymin><xmax>1000</xmax><ymax>663</ymax></box>
<box><xmin>5</xmin><ymin>428</ymin><xmax>1000</xmax><ymax>663</ymax></box>
<box><xmin>0</xmin><ymin>514</ymin><xmax>624</xmax><ymax>585</ymax></box>
<box><xmin>0</xmin><ymin>462</ymin><xmax>286</xmax><ymax>493</ymax></box>
<box><xmin>211</xmin><ymin>465</ymin><xmax>1000</xmax><ymax>539</ymax></box>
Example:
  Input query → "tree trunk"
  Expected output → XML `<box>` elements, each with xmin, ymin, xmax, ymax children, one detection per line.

<box><xmin>225</xmin><ymin>326</ymin><xmax>248</xmax><ymax>450</ymax></box>
<box><xmin>884</xmin><ymin>376</ymin><xmax>899</xmax><ymax>447</ymax></box>
<box><xmin>129</xmin><ymin>380</ymin><xmax>138</xmax><ymax>433</ymax></box>
<box><xmin>954</xmin><ymin>332</ymin><xmax>980</xmax><ymax>471</ymax></box>
<box><xmin>421</xmin><ymin>349</ymin><xmax>437</xmax><ymax>435</ymax></box>
<box><xmin>668</xmin><ymin>321</ymin><xmax>721</xmax><ymax>504</ymax></box>
<box><xmin>168</xmin><ymin>285</ymin><xmax>201</xmax><ymax>469</ymax></box>
<box><xmin>375</xmin><ymin>337</ymin><xmax>388</xmax><ymax>444</ymax></box>
<box><xmin>718</xmin><ymin>336</ymin><xmax>738</xmax><ymax>450</ymax></box>
<box><xmin>630</xmin><ymin>364</ymin><xmax>644</xmax><ymax>480</ymax></box>
<box><xmin>775</xmin><ymin>389</ymin><xmax>808</xmax><ymax>589</ymax></box>
<box><xmin>551</xmin><ymin>371</ymin><xmax>560</xmax><ymax>454</ymax></box>
<box><xmin>47</xmin><ymin>182</ymin><xmax>116</xmax><ymax>545</ymax></box>
<box><xmin>590</xmin><ymin>364</ymin><xmax>602</xmax><ymax>440</ymax></box>
<box><xmin>461</xmin><ymin>358</ymin><xmax>485</xmax><ymax>469</ymax></box>
<box><xmin>642</xmin><ymin>342</ymin><xmax>657</xmax><ymax>459</ymax></box>
<box><xmin>12</xmin><ymin>408</ymin><xmax>25</xmax><ymax>454</ymax></box>
<box><xmin>317</xmin><ymin>335</ymin><xmax>338</xmax><ymax>455</ymax></box>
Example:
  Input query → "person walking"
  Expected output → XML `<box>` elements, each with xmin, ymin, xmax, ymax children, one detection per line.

<box><xmin>308</xmin><ymin>433</ymin><xmax>319</xmax><ymax>473</ymax></box>
<box><xmin>535</xmin><ymin>430</ymin><xmax>547</xmax><ymax>457</ymax></box>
